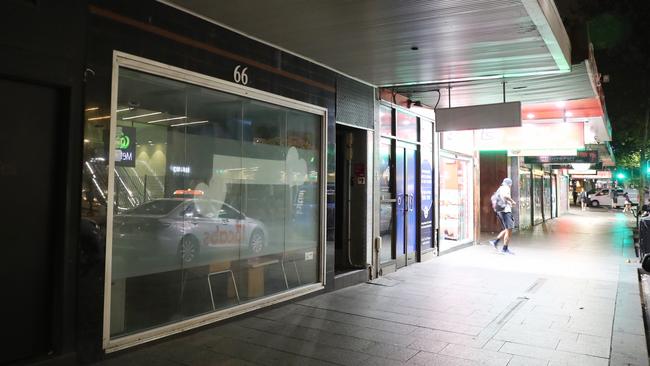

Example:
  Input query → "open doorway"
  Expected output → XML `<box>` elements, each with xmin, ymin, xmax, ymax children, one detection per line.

<box><xmin>335</xmin><ymin>125</ymin><xmax>369</xmax><ymax>275</ymax></box>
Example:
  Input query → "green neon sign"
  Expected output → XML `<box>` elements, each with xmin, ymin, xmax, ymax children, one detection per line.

<box><xmin>118</xmin><ymin>132</ymin><xmax>130</xmax><ymax>149</ymax></box>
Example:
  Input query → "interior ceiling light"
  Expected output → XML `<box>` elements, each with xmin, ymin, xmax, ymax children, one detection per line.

<box><xmin>565</xmin><ymin>111</ymin><xmax>573</xmax><ymax>117</ymax></box>
<box><xmin>171</xmin><ymin>120</ymin><xmax>209</xmax><ymax>127</ymax></box>
<box><xmin>122</xmin><ymin>111</ymin><xmax>161</xmax><ymax>120</ymax></box>
<box><xmin>555</xmin><ymin>101</ymin><xmax>566</xmax><ymax>108</ymax></box>
<box><xmin>88</xmin><ymin>115</ymin><xmax>110</xmax><ymax>121</ymax></box>
<box><xmin>147</xmin><ymin>116</ymin><xmax>186</xmax><ymax>124</ymax></box>
<box><xmin>526</xmin><ymin>113</ymin><xmax>535</xmax><ymax>119</ymax></box>
<box><xmin>117</xmin><ymin>107</ymin><xmax>133</xmax><ymax>113</ymax></box>
<box><xmin>85</xmin><ymin>107</ymin><xmax>99</xmax><ymax>112</ymax></box>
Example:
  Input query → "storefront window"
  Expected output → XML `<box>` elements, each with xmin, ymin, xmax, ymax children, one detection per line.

<box><xmin>439</xmin><ymin>153</ymin><xmax>473</xmax><ymax>251</ymax></box>
<box><xmin>108</xmin><ymin>67</ymin><xmax>322</xmax><ymax>338</ymax></box>
<box><xmin>533</xmin><ymin>172</ymin><xmax>544</xmax><ymax>224</ymax></box>
<box><xmin>379</xmin><ymin>139</ymin><xmax>393</xmax><ymax>262</ymax></box>
<box><xmin>543</xmin><ymin>173</ymin><xmax>552</xmax><ymax>220</ymax></box>
<box><xmin>518</xmin><ymin>168</ymin><xmax>532</xmax><ymax>229</ymax></box>
<box><xmin>379</xmin><ymin>106</ymin><xmax>392</xmax><ymax>136</ymax></box>
<box><xmin>396</xmin><ymin>111</ymin><xmax>418</xmax><ymax>141</ymax></box>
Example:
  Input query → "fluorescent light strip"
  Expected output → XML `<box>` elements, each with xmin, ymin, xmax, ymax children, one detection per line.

<box><xmin>147</xmin><ymin>116</ymin><xmax>187</xmax><ymax>124</ymax></box>
<box><xmin>122</xmin><ymin>112</ymin><xmax>161</xmax><ymax>120</ymax></box>
<box><xmin>117</xmin><ymin>107</ymin><xmax>133</xmax><ymax>113</ymax></box>
<box><xmin>85</xmin><ymin>107</ymin><xmax>99</xmax><ymax>112</ymax></box>
<box><xmin>171</xmin><ymin>120</ymin><xmax>209</xmax><ymax>127</ymax></box>
<box><xmin>88</xmin><ymin>115</ymin><xmax>111</xmax><ymax>121</ymax></box>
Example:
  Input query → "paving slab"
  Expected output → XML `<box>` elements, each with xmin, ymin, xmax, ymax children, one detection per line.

<box><xmin>93</xmin><ymin>209</ymin><xmax>648</xmax><ymax>366</ymax></box>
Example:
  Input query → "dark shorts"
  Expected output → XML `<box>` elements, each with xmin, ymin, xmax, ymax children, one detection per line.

<box><xmin>497</xmin><ymin>211</ymin><xmax>514</xmax><ymax>230</ymax></box>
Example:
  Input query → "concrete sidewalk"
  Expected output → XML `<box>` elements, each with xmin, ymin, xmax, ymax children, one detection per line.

<box><xmin>96</xmin><ymin>209</ymin><xmax>649</xmax><ymax>366</ymax></box>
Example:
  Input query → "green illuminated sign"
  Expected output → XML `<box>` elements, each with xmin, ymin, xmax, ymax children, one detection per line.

<box><xmin>115</xmin><ymin>126</ymin><xmax>136</xmax><ymax>167</ymax></box>
<box><xmin>118</xmin><ymin>132</ymin><xmax>130</xmax><ymax>149</ymax></box>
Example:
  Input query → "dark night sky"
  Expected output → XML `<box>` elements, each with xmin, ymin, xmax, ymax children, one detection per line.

<box><xmin>556</xmin><ymin>0</ymin><xmax>650</xmax><ymax>162</ymax></box>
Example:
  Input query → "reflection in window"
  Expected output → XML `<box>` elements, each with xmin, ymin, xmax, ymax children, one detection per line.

<box><xmin>379</xmin><ymin>140</ymin><xmax>393</xmax><ymax>262</ymax></box>
<box><xmin>109</xmin><ymin>68</ymin><xmax>322</xmax><ymax>338</ymax></box>
<box><xmin>439</xmin><ymin>156</ymin><xmax>473</xmax><ymax>251</ymax></box>
<box><xmin>396</xmin><ymin>111</ymin><xmax>418</xmax><ymax>141</ymax></box>
<box><xmin>379</xmin><ymin>106</ymin><xmax>392</xmax><ymax>136</ymax></box>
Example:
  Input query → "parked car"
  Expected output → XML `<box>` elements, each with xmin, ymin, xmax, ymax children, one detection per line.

<box><xmin>588</xmin><ymin>188</ymin><xmax>622</xmax><ymax>207</ymax></box>
<box><xmin>113</xmin><ymin>198</ymin><xmax>268</xmax><ymax>267</ymax></box>
<box><xmin>589</xmin><ymin>188</ymin><xmax>650</xmax><ymax>208</ymax></box>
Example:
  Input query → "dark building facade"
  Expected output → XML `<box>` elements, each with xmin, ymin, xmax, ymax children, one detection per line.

<box><xmin>0</xmin><ymin>1</ymin><xmax>390</xmax><ymax>364</ymax></box>
<box><xmin>0</xmin><ymin>1</ymin><xmax>579</xmax><ymax>365</ymax></box>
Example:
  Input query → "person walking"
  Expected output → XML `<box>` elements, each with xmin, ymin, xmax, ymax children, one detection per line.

<box><xmin>490</xmin><ymin>178</ymin><xmax>517</xmax><ymax>254</ymax></box>
<box><xmin>623</xmin><ymin>192</ymin><xmax>632</xmax><ymax>213</ymax></box>
<box><xmin>580</xmin><ymin>190</ymin><xmax>588</xmax><ymax>211</ymax></box>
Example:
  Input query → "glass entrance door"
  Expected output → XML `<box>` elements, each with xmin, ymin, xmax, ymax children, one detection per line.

<box><xmin>395</xmin><ymin>143</ymin><xmax>417</xmax><ymax>268</ymax></box>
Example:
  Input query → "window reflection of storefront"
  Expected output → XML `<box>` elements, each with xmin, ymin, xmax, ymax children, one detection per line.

<box><xmin>103</xmin><ymin>54</ymin><xmax>325</xmax><ymax>348</ymax></box>
<box><xmin>518</xmin><ymin>167</ymin><xmax>532</xmax><ymax>229</ymax></box>
<box><xmin>439</xmin><ymin>151</ymin><xmax>473</xmax><ymax>252</ymax></box>
<box><xmin>551</xmin><ymin>174</ymin><xmax>558</xmax><ymax>218</ymax></box>
<box><xmin>543</xmin><ymin>173</ymin><xmax>552</xmax><ymax>220</ymax></box>
<box><xmin>532</xmin><ymin>170</ymin><xmax>544</xmax><ymax>225</ymax></box>
<box><xmin>379</xmin><ymin>137</ymin><xmax>393</xmax><ymax>264</ymax></box>
<box><xmin>559</xmin><ymin>175</ymin><xmax>569</xmax><ymax>215</ymax></box>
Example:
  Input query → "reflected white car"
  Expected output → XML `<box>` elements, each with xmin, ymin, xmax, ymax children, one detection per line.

<box><xmin>113</xmin><ymin>198</ymin><xmax>268</xmax><ymax>265</ymax></box>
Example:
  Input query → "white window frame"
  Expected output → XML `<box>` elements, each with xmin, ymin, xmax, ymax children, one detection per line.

<box><xmin>103</xmin><ymin>51</ymin><xmax>328</xmax><ymax>352</ymax></box>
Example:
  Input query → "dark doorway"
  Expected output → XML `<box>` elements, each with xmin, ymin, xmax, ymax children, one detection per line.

<box><xmin>335</xmin><ymin>125</ymin><xmax>368</xmax><ymax>273</ymax></box>
<box><xmin>0</xmin><ymin>79</ymin><xmax>61</xmax><ymax>364</ymax></box>
<box><xmin>479</xmin><ymin>151</ymin><xmax>508</xmax><ymax>233</ymax></box>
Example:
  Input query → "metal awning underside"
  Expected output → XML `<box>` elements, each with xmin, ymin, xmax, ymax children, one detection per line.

<box><xmin>398</xmin><ymin>61</ymin><xmax>597</xmax><ymax>108</ymax></box>
<box><xmin>163</xmin><ymin>0</ymin><xmax>571</xmax><ymax>86</ymax></box>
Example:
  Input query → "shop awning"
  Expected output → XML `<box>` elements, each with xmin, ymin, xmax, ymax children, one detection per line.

<box><xmin>163</xmin><ymin>0</ymin><xmax>571</xmax><ymax>86</ymax></box>
<box><xmin>397</xmin><ymin>59</ymin><xmax>612</xmax><ymax>142</ymax></box>
<box><xmin>397</xmin><ymin>61</ymin><xmax>597</xmax><ymax>109</ymax></box>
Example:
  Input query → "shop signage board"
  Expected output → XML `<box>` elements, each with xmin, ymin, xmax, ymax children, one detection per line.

<box><xmin>568</xmin><ymin>169</ymin><xmax>597</xmax><ymax>175</ymax></box>
<box><xmin>524</xmin><ymin>150</ymin><xmax>598</xmax><ymax>164</ymax></box>
<box><xmin>114</xmin><ymin>126</ymin><xmax>136</xmax><ymax>167</ymax></box>
<box><xmin>436</xmin><ymin>101</ymin><xmax>522</xmax><ymax>132</ymax></box>
<box><xmin>475</xmin><ymin>122</ymin><xmax>585</xmax><ymax>151</ymax></box>
<box><xmin>571</xmin><ymin>171</ymin><xmax>612</xmax><ymax>179</ymax></box>
<box><xmin>508</xmin><ymin>149</ymin><xmax>577</xmax><ymax>157</ymax></box>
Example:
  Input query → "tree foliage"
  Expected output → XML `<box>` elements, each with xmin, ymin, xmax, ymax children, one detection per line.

<box><xmin>558</xmin><ymin>0</ymin><xmax>650</xmax><ymax>166</ymax></box>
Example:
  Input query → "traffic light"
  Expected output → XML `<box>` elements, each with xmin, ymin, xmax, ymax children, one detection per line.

<box><xmin>617</xmin><ymin>172</ymin><xmax>626</xmax><ymax>180</ymax></box>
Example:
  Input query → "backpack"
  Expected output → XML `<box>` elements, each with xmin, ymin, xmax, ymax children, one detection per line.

<box><xmin>491</xmin><ymin>190</ymin><xmax>506</xmax><ymax>212</ymax></box>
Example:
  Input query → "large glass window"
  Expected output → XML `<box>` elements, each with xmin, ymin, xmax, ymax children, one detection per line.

<box><xmin>108</xmin><ymin>67</ymin><xmax>322</xmax><ymax>338</ymax></box>
<box><xmin>439</xmin><ymin>153</ymin><xmax>473</xmax><ymax>251</ymax></box>
<box><xmin>533</xmin><ymin>172</ymin><xmax>544</xmax><ymax>224</ymax></box>
<box><xmin>379</xmin><ymin>139</ymin><xmax>393</xmax><ymax>262</ymax></box>
<box><xmin>543</xmin><ymin>173</ymin><xmax>552</xmax><ymax>220</ymax></box>
<box><xmin>379</xmin><ymin>106</ymin><xmax>393</xmax><ymax>136</ymax></box>
<box><xmin>395</xmin><ymin>111</ymin><xmax>418</xmax><ymax>141</ymax></box>
<box><xmin>519</xmin><ymin>168</ymin><xmax>532</xmax><ymax>229</ymax></box>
